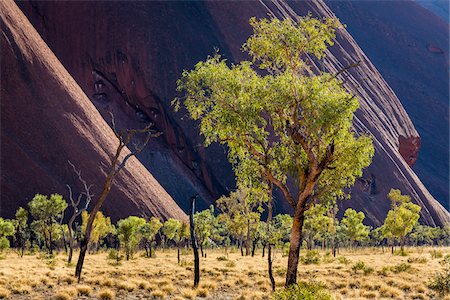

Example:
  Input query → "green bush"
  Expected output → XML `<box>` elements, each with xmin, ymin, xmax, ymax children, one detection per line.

<box><xmin>390</xmin><ymin>263</ymin><xmax>411</xmax><ymax>273</ymax></box>
<box><xmin>377</xmin><ymin>266</ymin><xmax>390</xmax><ymax>276</ymax></box>
<box><xmin>300</xmin><ymin>250</ymin><xmax>320</xmax><ymax>265</ymax></box>
<box><xmin>428</xmin><ymin>269</ymin><xmax>450</xmax><ymax>296</ymax></box>
<box><xmin>363</xmin><ymin>266</ymin><xmax>374</xmax><ymax>275</ymax></box>
<box><xmin>225</xmin><ymin>260</ymin><xmax>236</xmax><ymax>268</ymax></box>
<box><xmin>351</xmin><ymin>261</ymin><xmax>366</xmax><ymax>273</ymax></box>
<box><xmin>337</xmin><ymin>256</ymin><xmax>351</xmax><ymax>265</ymax></box>
<box><xmin>107</xmin><ymin>249</ymin><xmax>122</xmax><ymax>265</ymax></box>
<box><xmin>273</xmin><ymin>281</ymin><xmax>334</xmax><ymax>300</ymax></box>
<box><xmin>216</xmin><ymin>256</ymin><xmax>228</xmax><ymax>261</ymax></box>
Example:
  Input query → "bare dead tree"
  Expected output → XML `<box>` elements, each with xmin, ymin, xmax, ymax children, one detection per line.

<box><xmin>66</xmin><ymin>160</ymin><xmax>93</xmax><ymax>264</ymax></box>
<box><xmin>75</xmin><ymin>113</ymin><xmax>161</xmax><ymax>281</ymax></box>
<box><xmin>189</xmin><ymin>194</ymin><xmax>200</xmax><ymax>287</ymax></box>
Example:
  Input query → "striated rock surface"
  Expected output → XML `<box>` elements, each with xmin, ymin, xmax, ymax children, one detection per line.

<box><xmin>9</xmin><ymin>0</ymin><xmax>450</xmax><ymax>225</ymax></box>
<box><xmin>0</xmin><ymin>0</ymin><xmax>186</xmax><ymax>221</ymax></box>
<box><xmin>326</xmin><ymin>0</ymin><xmax>449</xmax><ymax>209</ymax></box>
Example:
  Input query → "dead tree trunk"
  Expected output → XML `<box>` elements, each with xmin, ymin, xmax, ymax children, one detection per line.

<box><xmin>189</xmin><ymin>195</ymin><xmax>200</xmax><ymax>287</ymax></box>
<box><xmin>75</xmin><ymin>113</ymin><xmax>159</xmax><ymax>281</ymax></box>
<box><xmin>66</xmin><ymin>161</ymin><xmax>92</xmax><ymax>264</ymax></box>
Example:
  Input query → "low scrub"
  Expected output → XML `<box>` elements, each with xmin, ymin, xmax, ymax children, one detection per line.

<box><xmin>273</xmin><ymin>281</ymin><xmax>334</xmax><ymax>300</ymax></box>
<box><xmin>390</xmin><ymin>262</ymin><xmax>411</xmax><ymax>273</ymax></box>
<box><xmin>300</xmin><ymin>250</ymin><xmax>321</xmax><ymax>265</ymax></box>
<box><xmin>351</xmin><ymin>261</ymin><xmax>373</xmax><ymax>275</ymax></box>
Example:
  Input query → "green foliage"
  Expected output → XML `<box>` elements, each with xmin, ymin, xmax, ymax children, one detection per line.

<box><xmin>272</xmin><ymin>281</ymin><xmax>334</xmax><ymax>300</ymax></box>
<box><xmin>194</xmin><ymin>206</ymin><xmax>216</xmax><ymax>247</ymax></box>
<box><xmin>270</xmin><ymin>214</ymin><xmax>293</xmax><ymax>245</ymax></box>
<box><xmin>350</xmin><ymin>261</ymin><xmax>374</xmax><ymax>275</ymax></box>
<box><xmin>107</xmin><ymin>249</ymin><xmax>122</xmax><ymax>265</ymax></box>
<box><xmin>337</xmin><ymin>256</ymin><xmax>351</xmax><ymax>265</ymax></box>
<box><xmin>140</xmin><ymin>217</ymin><xmax>162</xmax><ymax>257</ymax></box>
<box><xmin>28</xmin><ymin>194</ymin><xmax>67</xmax><ymax>253</ymax></box>
<box><xmin>0</xmin><ymin>237</ymin><xmax>10</xmax><ymax>253</ymax></box>
<box><xmin>390</xmin><ymin>262</ymin><xmax>411</xmax><ymax>273</ymax></box>
<box><xmin>300</xmin><ymin>250</ymin><xmax>321</xmax><ymax>265</ymax></box>
<box><xmin>428</xmin><ymin>257</ymin><xmax>450</xmax><ymax>296</ymax></box>
<box><xmin>117</xmin><ymin>216</ymin><xmax>146</xmax><ymax>260</ymax></box>
<box><xmin>340</xmin><ymin>208</ymin><xmax>370</xmax><ymax>246</ymax></box>
<box><xmin>81</xmin><ymin>211</ymin><xmax>114</xmax><ymax>250</ymax></box>
<box><xmin>382</xmin><ymin>189</ymin><xmax>421</xmax><ymax>248</ymax></box>
<box><xmin>0</xmin><ymin>218</ymin><xmax>15</xmax><ymax>240</ymax></box>
<box><xmin>351</xmin><ymin>261</ymin><xmax>366</xmax><ymax>273</ymax></box>
<box><xmin>13</xmin><ymin>207</ymin><xmax>29</xmax><ymax>255</ymax></box>
<box><xmin>303</xmin><ymin>205</ymin><xmax>334</xmax><ymax>249</ymax></box>
<box><xmin>28</xmin><ymin>194</ymin><xmax>67</xmax><ymax>222</ymax></box>
<box><xmin>175</xmin><ymin>15</ymin><xmax>373</xmax><ymax>233</ymax></box>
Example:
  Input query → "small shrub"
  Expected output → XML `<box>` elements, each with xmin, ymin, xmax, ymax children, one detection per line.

<box><xmin>97</xmin><ymin>289</ymin><xmax>115</xmax><ymax>300</ymax></box>
<box><xmin>216</xmin><ymin>256</ymin><xmax>228</xmax><ymax>261</ymax></box>
<box><xmin>390</xmin><ymin>263</ymin><xmax>411</xmax><ymax>273</ymax></box>
<box><xmin>428</xmin><ymin>269</ymin><xmax>450</xmax><ymax>296</ymax></box>
<box><xmin>377</xmin><ymin>266</ymin><xmax>390</xmax><ymax>276</ymax></box>
<box><xmin>300</xmin><ymin>250</ymin><xmax>321</xmax><ymax>265</ymax></box>
<box><xmin>107</xmin><ymin>249</ymin><xmax>122</xmax><ymax>265</ymax></box>
<box><xmin>430</xmin><ymin>249</ymin><xmax>443</xmax><ymax>259</ymax></box>
<box><xmin>337</xmin><ymin>256</ymin><xmax>351</xmax><ymax>265</ymax></box>
<box><xmin>363</xmin><ymin>266</ymin><xmax>374</xmax><ymax>275</ymax></box>
<box><xmin>272</xmin><ymin>281</ymin><xmax>334</xmax><ymax>300</ymax></box>
<box><xmin>407</xmin><ymin>257</ymin><xmax>428</xmax><ymax>264</ymax></box>
<box><xmin>351</xmin><ymin>261</ymin><xmax>366</xmax><ymax>274</ymax></box>
<box><xmin>225</xmin><ymin>260</ymin><xmax>236</xmax><ymax>268</ymax></box>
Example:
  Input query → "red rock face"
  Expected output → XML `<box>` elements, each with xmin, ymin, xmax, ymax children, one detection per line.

<box><xmin>5</xmin><ymin>0</ymin><xmax>449</xmax><ymax>225</ymax></box>
<box><xmin>326</xmin><ymin>0</ymin><xmax>449</xmax><ymax>208</ymax></box>
<box><xmin>0</xmin><ymin>0</ymin><xmax>186</xmax><ymax>222</ymax></box>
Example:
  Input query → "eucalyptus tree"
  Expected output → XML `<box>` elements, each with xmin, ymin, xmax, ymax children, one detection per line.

<box><xmin>194</xmin><ymin>205</ymin><xmax>216</xmax><ymax>257</ymax></box>
<box><xmin>175</xmin><ymin>16</ymin><xmax>373</xmax><ymax>285</ymax></box>
<box><xmin>382</xmin><ymin>189</ymin><xmax>421</xmax><ymax>252</ymax></box>
<box><xmin>117</xmin><ymin>216</ymin><xmax>146</xmax><ymax>260</ymax></box>
<box><xmin>13</xmin><ymin>207</ymin><xmax>28</xmax><ymax>257</ymax></box>
<box><xmin>81</xmin><ymin>211</ymin><xmax>113</xmax><ymax>253</ymax></box>
<box><xmin>162</xmin><ymin>218</ymin><xmax>189</xmax><ymax>263</ymax></box>
<box><xmin>28</xmin><ymin>194</ymin><xmax>67</xmax><ymax>254</ymax></box>
<box><xmin>217</xmin><ymin>186</ymin><xmax>264</xmax><ymax>256</ymax></box>
<box><xmin>302</xmin><ymin>204</ymin><xmax>333</xmax><ymax>250</ymax></box>
<box><xmin>340</xmin><ymin>208</ymin><xmax>370</xmax><ymax>248</ymax></box>
<box><xmin>140</xmin><ymin>217</ymin><xmax>163</xmax><ymax>258</ymax></box>
<box><xmin>0</xmin><ymin>218</ymin><xmax>15</xmax><ymax>253</ymax></box>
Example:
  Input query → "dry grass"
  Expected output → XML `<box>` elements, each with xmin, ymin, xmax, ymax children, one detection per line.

<box><xmin>0</xmin><ymin>247</ymin><xmax>448</xmax><ymax>299</ymax></box>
